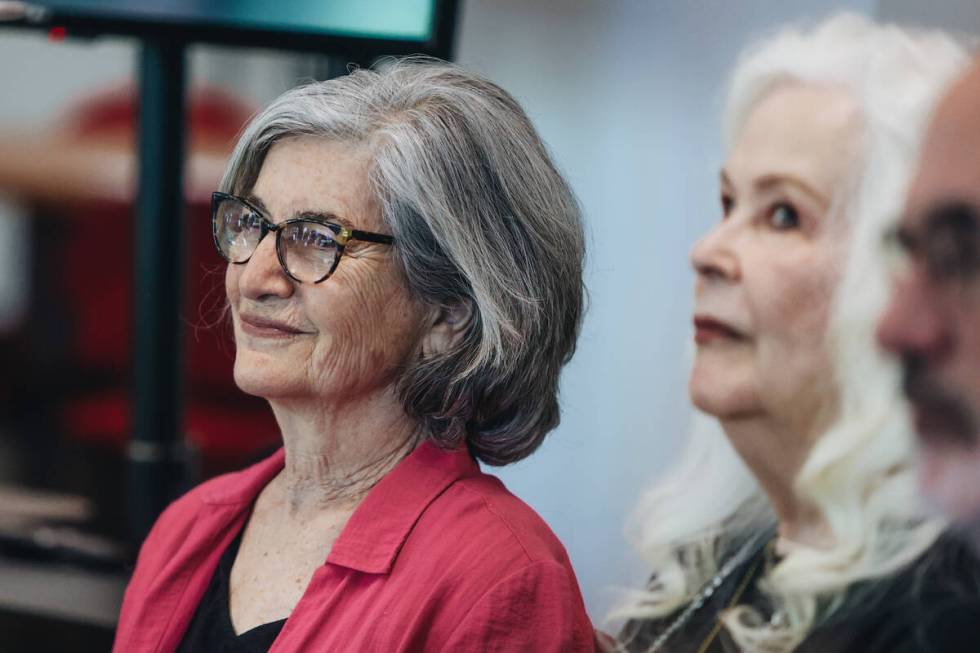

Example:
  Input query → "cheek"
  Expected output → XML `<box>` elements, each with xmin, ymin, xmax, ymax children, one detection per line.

<box><xmin>225</xmin><ymin>264</ymin><xmax>241</xmax><ymax>306</ymax></box>
<box><xmin>305</xmin><ymin>261</ymin><xmax>425</xmax><ymax>391</ymax></box>
<box><xmin>747</xmin><ymin>251</ymin><xmax>840</xmax><ymax>433</ymax></box>
<box><xmin>751</xmin><ymin>253</ymin><xmax>837</xmax><ymax>369</ymax></box>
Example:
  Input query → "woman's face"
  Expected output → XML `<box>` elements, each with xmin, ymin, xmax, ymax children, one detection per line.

<box><xmin>226</xmin><ymin>137</ymin><xmax>429</xmax><ymax>406</ymax></box>
<box><xmin>689</xmin><ymin>83</ymin><xmax>862</xmax><ymax>443</ymax></box>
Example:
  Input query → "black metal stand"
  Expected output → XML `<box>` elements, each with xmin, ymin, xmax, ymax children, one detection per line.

<box><xmin>128</xmin><ymin>40</ymin><xmax>187</xmax><ymax>546</ymax></box>
<box><xmin>1</xmin><ymin>1</ymin><xmax>459</xmax><ymax>550</ymax></box>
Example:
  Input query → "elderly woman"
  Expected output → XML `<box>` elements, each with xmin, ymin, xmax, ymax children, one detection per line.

<box><xmin>112</xmin><ymin>59</ymin><xmax>593</xmax><ymax>652</ymax></box>
<box><xmin>616</xmin><ymin>15</ymin><xmax>980</xmax><ymax>653</ymax></box>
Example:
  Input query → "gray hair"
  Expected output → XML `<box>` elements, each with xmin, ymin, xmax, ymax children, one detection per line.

<box><xmin>220</xmin><ymin>57</ymin><xmax>585</xmax><ymax>466</ymax></box>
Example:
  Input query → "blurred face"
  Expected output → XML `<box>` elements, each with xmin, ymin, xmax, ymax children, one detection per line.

<box><xmin>877</xmin><ymin>65</ymin><xmax>980</xmax><ymax>522</ymax></box>
<box><xmin>226</xmin><ymin>137</ymin><xmax>429</xmax><ymax>405</ymax></box>
<box><xmin>690</xmin><ymin>84</ymin><xmax>861</xmax><ymax>455</ymax></box>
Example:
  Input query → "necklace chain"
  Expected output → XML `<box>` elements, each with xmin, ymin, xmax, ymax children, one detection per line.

<box><xmin>646</xmin><ymin>534</ymin><xmax>773</xmax><ymax>653</ymax></box>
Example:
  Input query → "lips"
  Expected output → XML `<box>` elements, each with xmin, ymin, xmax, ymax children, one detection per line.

<box><xmin>693</xmin><ymin>315</ymin><xmax>745</xmax><ymax>345</ymax></box>
<box><xmin>238</xmin><ymin>313</ymin><xmax>311</xmax><ymax>339</ymax></box>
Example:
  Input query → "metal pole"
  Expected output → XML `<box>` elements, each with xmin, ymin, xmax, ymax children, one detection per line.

<box><xmin>128</xmin><ymin>39</ymin><xmax>187</xmax><ymax>547</ymax></box>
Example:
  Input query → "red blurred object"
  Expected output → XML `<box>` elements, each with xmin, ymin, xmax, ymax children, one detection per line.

<box><xmin>43</xmin><ymin>86</ymin><xmax>278</xmax><ymax>473</ymax></box>
<box><xmin>47</xmin><ymin>26</ymin><xmax>67</xmax><ymax>42</ymax></box>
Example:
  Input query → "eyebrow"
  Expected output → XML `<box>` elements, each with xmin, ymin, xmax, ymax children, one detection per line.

<box><xmin>245</xmin><ymin>192</ymin><xmax>356</xmax><ymax>230</ymax></box>
<box><xmin>720</xmin><ymin>170</ymin><xmax>829</xmax><ymax>208</ymax></box>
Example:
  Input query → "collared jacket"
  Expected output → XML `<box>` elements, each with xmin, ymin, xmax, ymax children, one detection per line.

<box><xmin>113</xmin><ymin>441</ymin><xmax>594</xmax><ymax>652</ymax></box>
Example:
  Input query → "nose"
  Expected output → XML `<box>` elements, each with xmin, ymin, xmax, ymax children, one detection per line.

<box><xmin>876</xmin><ymin>268</ymin><xmax>951</xmax><ymax>363</ymax></box>
<box><xmin>236</xmin><ymin>232</ymin><xmax>294</xmax><ymax>301</ymax></box>
<box><xmin>690</xmin><ymin>221</ymin><xmax>740</xmax><ymax>283</ymax></box>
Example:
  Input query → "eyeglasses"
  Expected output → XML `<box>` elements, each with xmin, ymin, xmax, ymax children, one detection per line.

<box><xmin>884</xmin><ymin>201</ymin><xmax>980</xmax><ymax>303</ymax></box>
<box><xmin>211</xmin><ymin>192</ymin><xmax>395</xmax><ymax>284</ymax></box>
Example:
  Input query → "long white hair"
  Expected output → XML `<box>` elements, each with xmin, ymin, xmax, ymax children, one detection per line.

<box><xmin>618</xmin><ymin>13</ymin><xmax>969</xmax><ymax>652</ymax></box>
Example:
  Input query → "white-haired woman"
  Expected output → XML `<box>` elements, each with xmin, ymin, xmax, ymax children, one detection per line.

<box><xmin>616</xmin><ymin>14</ymin><xmax>980</xmax><ymax>653</ymax></box>
<box><xmin>113</xmin><ymin>59</ymin><xmax>594</xmax><ymax>652</ymax></box>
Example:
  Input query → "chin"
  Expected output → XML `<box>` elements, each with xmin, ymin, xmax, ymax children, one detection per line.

<box><xmin>689</xmin><ymin>361</ymin><xmax>759</xmax><ymax>419</ymax></box>
<box><xmin>232</xmin><ymin>353</ymin><xmax>302</xmax><ymax>400</ymax></box>
<box><xmin>919</xmin><ymin>440</ymin><xmax>980</xmax><ymax>523</ymax></box>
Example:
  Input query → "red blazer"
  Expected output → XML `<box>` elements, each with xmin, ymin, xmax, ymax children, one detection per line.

<box><xmin>114</xmin><ymin>441</ymin><xmax>595</xmax><ymax>652</ymax></box>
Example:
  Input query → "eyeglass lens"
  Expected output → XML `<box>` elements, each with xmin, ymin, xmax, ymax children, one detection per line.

<box><xmin>213</xmin><ymin>196</ymin><xmax>340</xmax><ymax>283</ymax></box>
<box><xmin>280</xmin><ymin>222</ymin><xmax>339</xmax><ymax>282</ymax></box>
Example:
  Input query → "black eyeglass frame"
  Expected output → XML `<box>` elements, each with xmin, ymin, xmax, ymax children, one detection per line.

<box><xmin>211</xmin><ymin>191</ymin><xmax>395</xmax><ymax>284</ymax></box>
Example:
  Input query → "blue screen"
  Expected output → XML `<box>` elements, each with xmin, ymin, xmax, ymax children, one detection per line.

<box><xmin>38</xmin><ymin>0</ymin><xmax>437</xmax><ymax>41</ymax></box>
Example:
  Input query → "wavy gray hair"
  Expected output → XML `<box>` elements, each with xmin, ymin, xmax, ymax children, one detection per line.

<box><xmin>219</xmin><ymin>57</ymin><xmax>585</xmax><ymax>466</ymax></box>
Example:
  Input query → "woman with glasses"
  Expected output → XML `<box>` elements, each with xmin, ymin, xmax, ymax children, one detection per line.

<box><xmin>113</xmin><ymin>58</ymin><xmax>593</xmax><ymax>652</ymax></box>
<box><xmin>614</xmin><ymin>15</ymin><xmax>980</xmax><ymax>653</ymax></box>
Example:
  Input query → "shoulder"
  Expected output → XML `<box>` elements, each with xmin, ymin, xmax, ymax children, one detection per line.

<box><xmin>428</xmin><ymin>471</ymin><xmax>594</xmax><ymax>650</ymax></box>
<box><xmin>430</xmin><ymin>470</ymin><xmax>574</xmax><ymax>566</ymax></box>
<box><xmin>129</xmin><ymin>471</ymin><xmax>237</xmax><ymax>571</ymax></box>
<box><xmin>137</xmin><ymin>450</ymin><xmax>282</xmax><ymax>556</ymax></box>
<box><xmin>396</xmin><ymin>467</ymin><xmax>588</xmax><ymax>621</ymax></box>
<box><xmin>903</xmin><ymin>535</ymin><xmax>980</xmax><ymax>650</ymax></box>
<box><xmin>442</xmin><ymin>557</ymin><xmax>596</xmax><ymax>652</ymax></box>
<box><xmin>812</xmin><ymin>534</ymin><xmax>980</xmax><ymax>652</ymax></box>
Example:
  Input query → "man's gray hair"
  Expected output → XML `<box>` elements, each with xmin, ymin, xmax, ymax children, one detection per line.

<box><xmin>220</xmin><ymin>57</ymin><xmax>585</xmax><ymax>465</ymax></box>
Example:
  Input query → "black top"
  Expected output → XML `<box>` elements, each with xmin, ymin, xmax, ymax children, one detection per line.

<box><xmin>176</xmin><ymin>528</ymin><xmax>287</xmax><ymax>653</ymax></box>
<box><xmin>620</xmin><ymin>533</ymin><xmax>980</xmax><ymax>653</ymax></box>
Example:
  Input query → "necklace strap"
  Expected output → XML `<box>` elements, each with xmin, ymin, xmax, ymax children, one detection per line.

<box><xmin>694</xmin><ymin>543</ymin><xmax>768</xmax><ymax>653</ymax></box>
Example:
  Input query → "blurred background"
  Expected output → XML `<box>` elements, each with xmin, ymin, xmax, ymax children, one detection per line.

<box><xmin>0</xmin><ymin>0</ymin><xmax>977</xmax><ymax>649</ymax></box>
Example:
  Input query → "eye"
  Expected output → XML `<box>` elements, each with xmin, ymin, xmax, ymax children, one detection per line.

<box><xmin>768</xmin><ymin>203</ymin><xmax>800</xmax><ymax>230</ymax></box>
<box><xmin>721</xmin><ymin>193</ymin><xmax>734</xmax><ymax>218</ymax></box>
<box><xmin>245</xmin><ymin>210</ymin><xmax>265</xmax><ymax>230</ymax></box>
<box><xmin>230</xmin><ymin>209</ymin><xmax>262</xmax><ymax>233</ymax></box>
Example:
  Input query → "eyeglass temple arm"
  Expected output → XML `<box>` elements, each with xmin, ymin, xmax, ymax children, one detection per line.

<box><xmin>347</xmin><ymin>229</ymin><xmax>394</xmax><ymax>245</ymax></box>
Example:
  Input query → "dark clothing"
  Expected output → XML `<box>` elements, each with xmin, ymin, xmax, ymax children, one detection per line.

<box><xmin>176</xmin><ymin>527</ymin><xmax>285</xmax><ymax>653</ymax></box>
<box><xmin>620</xmin><ymin>534</ymin><xmax>980</xmax><ymax>652</ymax></box>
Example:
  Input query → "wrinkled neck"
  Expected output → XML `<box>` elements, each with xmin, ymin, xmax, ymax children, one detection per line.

<box><xmin>268</xmin><ymin>385</ymin><xmax>420</xmax><ymax>515</ymax></box>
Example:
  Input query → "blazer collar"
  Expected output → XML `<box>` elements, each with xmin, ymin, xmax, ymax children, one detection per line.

<box><xmin>327</xmin><ymin>441</ymin><xmax>479</xmax><ymax>574</ymax></box>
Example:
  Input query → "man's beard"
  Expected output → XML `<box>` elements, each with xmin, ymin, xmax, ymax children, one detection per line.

<box><xmin>902</xmin><ymin>354</ymin><xmax>979</xmax><ymax>448</ymax></box>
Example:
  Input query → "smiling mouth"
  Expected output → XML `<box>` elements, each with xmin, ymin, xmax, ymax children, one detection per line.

<box><xmin>238</xmin><ymin>315</ymin><xmax>311</xmax><ymax>339</ymax></box>
<box><xmin>693</xmin><ymin>316</ymin><xmax>745</xmax><ymax>345</ymax></box>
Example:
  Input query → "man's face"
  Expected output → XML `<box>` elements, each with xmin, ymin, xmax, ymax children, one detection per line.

<box><xmin>877</xmin><ymin>63</ymin><xmax>980</xmax><ymax>522</ymax></box>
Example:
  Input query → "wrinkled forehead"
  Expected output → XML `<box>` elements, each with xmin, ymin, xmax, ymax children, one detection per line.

<box><xmin>250</xmin><ymin>136</ymin><xmax>382</xmax><ymax>231</ymax></box>
<box><xmin>906</xmin><ymin>71</ymin><xmax>980</xmax><ymax>227</ymax></box>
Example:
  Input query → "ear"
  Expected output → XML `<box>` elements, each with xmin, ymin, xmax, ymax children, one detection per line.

<box><xmin>421</xmin><ymin>300</ymin><xmax>473</xmax><ymax>357</ymax></box>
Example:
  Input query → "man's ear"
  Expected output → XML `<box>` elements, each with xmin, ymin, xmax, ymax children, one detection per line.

<box><xmin>421</xmin><ymin>300</ymin><xmax>473</xmax><ymax>356</ymax></box>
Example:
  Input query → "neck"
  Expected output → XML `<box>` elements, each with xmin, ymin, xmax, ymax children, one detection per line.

<box><xmin>721</xmin><ymin>414</ymin><xmax>832</xmax><ymax>550</ymax></box>
<box><xmin>268</xmin><ymin>385</ymin><xmax>420</xmax><ymax>515</ymax></box>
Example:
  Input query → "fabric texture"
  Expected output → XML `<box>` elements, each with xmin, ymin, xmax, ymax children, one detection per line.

<box><xmin>114</xmin><ymin>441</ymin><xmax>594</xmax><ymax>652</ymax></box>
